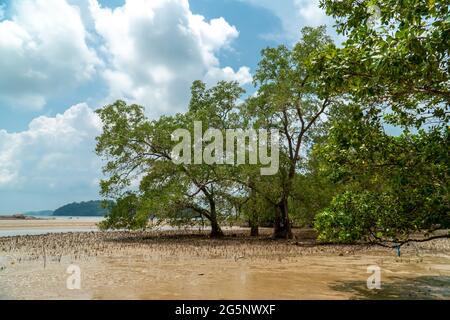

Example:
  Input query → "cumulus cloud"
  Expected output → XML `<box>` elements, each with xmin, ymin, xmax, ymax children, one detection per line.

<box><xmin>0</xmin><ymin>0</ymin><xmax>100</xmax><ymax>110</ymax></box>
<box><xmin>0</xmin><ymin>104</ymin><xmax>102</xmax><ymax>206</ymax></box>
<box><xmin>295</xmin><ymin>0</ymin><xmax>330</xmax><ymax>26</ymax></box>
<box><xmin>204</xmin><ymin>66</ymin><xmax>252</xmax><ymax>87</ymax></box>
<box><xmin>241</xmin><ymin>0</ymin><xmax>337</xmax><ymax>42</ymax></box>
<box><xmin>0</xmin><ymin>0</ymin><xmax>251</xmax><ymax>114</ymax></box>
<box><xmin>89</xmin><ymin>0</ymin><xmax>250</xmax><ymax>118</ymax></box>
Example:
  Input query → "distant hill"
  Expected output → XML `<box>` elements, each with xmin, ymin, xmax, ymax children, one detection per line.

<box><xmin>24</xmin><ymin>210</ymin><xmax>54</xmax><ymax>216</ymax></box>
<box><xmin>53</xmin><ymin>200</ymin><xmax>112</xmax><ymax>217</ymax></box>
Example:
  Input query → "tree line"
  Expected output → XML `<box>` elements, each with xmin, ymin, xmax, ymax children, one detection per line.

<box><xmin>95</xmin><ymin>0</ymin><xmax>449</xmax><ymax>246</ymax></box>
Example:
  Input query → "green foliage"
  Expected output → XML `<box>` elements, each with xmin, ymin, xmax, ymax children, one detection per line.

<box><xmin>98</xmin><ymin>194</ymin><xmax>147</xmax><ymax>231</ymax></box>
<box><xmin>317</xmin><ymin>0</ymin><xmax>449</xmax><ymax>128</ymax></box>
<box><xmin>314</xmin><ymin>104</ymin><xmax>450</xmax><ymax>244</ymax></box>
<box><xmin>311</xmin><ymin>1</ymin><xmax>449</xmax><ymax>244</ymax></box>
<box><xmin>240</xmin><ymin>190</ymin><xmax>274</xmax><ymax>228</ymax></box>
<box><xmin>316</xmin><ymin>185</ymin><xmax>450</xmax><ymax>245</ymax></box>
<box><xmin>95</xmin><ymin>82</ymin><xmax>245</xmax><ymax>236</ymax></box>
<box><xmin>290</xmin><ymin>160</ymin><xmax>338</xmax><ymax>227</ymax></box>
<box><xmin>315</xmin><ymin>191</ymin><xmax>378</xmax><ymax>243</ymax></box>
<box><xmin>239</xmin><ymin>26</ymin><xmax>341</xmax><ymax>237</ymax></box>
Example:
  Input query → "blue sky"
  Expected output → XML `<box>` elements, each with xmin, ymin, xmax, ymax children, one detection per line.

<box><xmin>0</xmin><ymin>0</ymin><xmax>337</xmax><ymax>213</ymax></box>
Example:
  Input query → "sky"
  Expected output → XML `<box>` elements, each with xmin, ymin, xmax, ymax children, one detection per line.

<box><xmin>0</xmin><ymin>0</ymin><xmax>340</xmax><ymax>213</ymax></box>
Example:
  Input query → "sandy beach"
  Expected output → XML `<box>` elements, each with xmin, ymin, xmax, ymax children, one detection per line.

<box><xmin>0</xmin><ymin>221</ymin><xmax>449</xmax><ymax>300</ymax></box>
<box><xmin>0</xmin><ymin>218</ymin><xmax>101</xmax><ymax>237</ymax></box>
<box><xmin>0</xmin><ymin>218</ymin><xmax>100</xmax><ymax>230</ymax></box>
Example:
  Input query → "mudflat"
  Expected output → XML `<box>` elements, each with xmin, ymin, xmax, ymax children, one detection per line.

<box><xmin>0</xmin><ymin>229</ymin><xmax>449</xmax><ymax>300</ymax></box>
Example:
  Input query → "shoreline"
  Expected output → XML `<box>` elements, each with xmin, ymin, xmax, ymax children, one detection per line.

<box><xmin>0</xmin><ymin>215</ymin><xmax>44</xmax><ymax>221</ymax></box>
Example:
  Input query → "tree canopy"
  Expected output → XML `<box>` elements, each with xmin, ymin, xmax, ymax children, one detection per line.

<box><xmin>95</xmin><ymin>9</ymin><xmax>449</xmax><ymax>246</ymax></box>
<box><xmin>316</xmin><ymin>0</ymin><xmax>449</xmax><ymax>128</ymax></box>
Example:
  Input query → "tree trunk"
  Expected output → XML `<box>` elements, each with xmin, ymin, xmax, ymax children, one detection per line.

<box><xmin>210</xmin><ymin>219</ymin><xmax>224</xmax><ymax>238</ymax></box>
<box><xmin>273</xmin><ymin>198</ymin><xmax>292</xmax><ymax>239</ymax></box>
<box><xmin>209</xmin><ymin>199</ymin><xmax>224</xmax><ymax>238</ymax></box>
<box><xmin>250</xmin><ymin>220</ymin><xmax>259</xmax><ymax>237</ymax></box>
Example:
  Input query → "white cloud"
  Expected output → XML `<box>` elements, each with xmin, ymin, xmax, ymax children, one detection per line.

<box><xmin>0</xmin><ymin>0</ymin><xmax>100</xmax><ymax>110</ymax></box>
<box><xmin>204</xmin><ymin>66</ymin><xmax>252</xmax><ymax>87</ymax></box>
<box><xmin>241</xmin><ymin>0</ymin><xmax>339</xmax><ymax>43</ymax></box>
<box><xmin>89</xmin><ymin>0</ymin><xmax>250</xmax><ymax>118</ymax></box>
<box><xmin>295</xmin><ymin>0</ymin><xmax>329</xmax><ymax>25</ymax></box>
<box><xmin>0</xmin><ymin>0</ymin><xmax>251</xmax><ymax>114</ymax></box>
<box><xmin>0</xmin><ymin>104</ymin><xmax>102</xmax><ymax>199</ymax></box>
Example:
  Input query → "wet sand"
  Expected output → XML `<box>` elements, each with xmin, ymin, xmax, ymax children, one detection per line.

<box><xmin>0</xmin><ymin>218</ymin><xmax>100</xmax><ymax>237</ymax></box>
<box><xmin>0</xmin><ymin>218</ymin><xmax>100</xmax><ymax>230</ymax></box>
<box><xmin>0</xmin><ymin>229</ymin><xmax>449</xmax><ymax>300</ymax></box>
